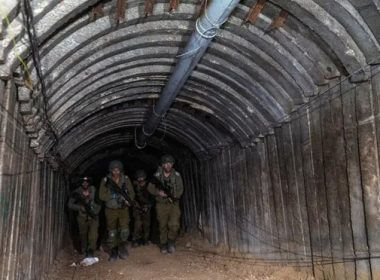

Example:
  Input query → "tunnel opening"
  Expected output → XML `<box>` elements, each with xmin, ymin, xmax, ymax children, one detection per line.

<box><xmin>1</xmin><ymin>0</ymin><xmax>380</xmax><ymax>279</ymax></box>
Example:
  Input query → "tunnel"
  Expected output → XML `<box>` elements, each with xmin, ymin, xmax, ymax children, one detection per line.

<box><xmin>0</xmin><ymin>0</ymin><xmax>380</xmax><ymax>279</ymax></box>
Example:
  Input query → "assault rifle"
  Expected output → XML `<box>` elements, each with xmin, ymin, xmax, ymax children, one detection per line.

<box><xmin>106</xmin><ymin>178</ymin><xmax>145</xmax><ymax>212</ymax></box>
<box><xmin>134</xmin><ymin>185</ymin><xmax>153</xmax><ymax>214</ymax></box>
<box><xmin>151</xmin><ymin>177</ymin><xmax>177</xmax><ymax>204</ymax></box>
<box><xmin>73</xmin><ymin>192</ymin><xmax>101</xmax><ymax>219</ymax></box>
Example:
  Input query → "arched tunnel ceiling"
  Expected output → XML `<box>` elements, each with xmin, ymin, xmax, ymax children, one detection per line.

<box><xmin>1</xmin><ymin>0</ymin><xmax>380</xmax><ymax>169</ymax></box>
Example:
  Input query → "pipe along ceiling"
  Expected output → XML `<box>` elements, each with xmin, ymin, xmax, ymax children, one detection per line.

<box><xmin>1</xmin><ymin>0</ymin><xmax>380</xmax><ymax>173</ymax></box>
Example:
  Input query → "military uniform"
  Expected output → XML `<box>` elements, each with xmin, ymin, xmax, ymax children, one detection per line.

<box><xmin>68</xmin><ymin>183</ymin><xmax>100</xmax><ymax>257</ymax></box>
<box><xmin>99</xmin><ymin>161</ymin><xmax>135</xmax><ymax>260</ymax></box>
<box><xmin>132</xmin><ymin>178</ymin><xmax>154</xmax><ymax>246</ymax></box>
<box><xmin>148</xmin><ymin>162</ymin><xmax>183</xmax><ymax>253</ymax></box>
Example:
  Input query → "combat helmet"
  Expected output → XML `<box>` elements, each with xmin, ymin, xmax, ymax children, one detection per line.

<box><xmin>161</xmin><ymin>154</ymin><xmax>175</xmax><ymax>165</ymax></box>
<box><xmin>109</xmin><ymin>160</ymin><xmax>124</xmax><ymax>172</ymax></box>
<box><xmin>135</xmin><ymin>169</ymin><xmax>147</xmax><ymax>180</ymax></box>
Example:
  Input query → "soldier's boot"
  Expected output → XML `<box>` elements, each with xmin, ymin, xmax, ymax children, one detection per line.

<box><xmin>86</xmin><ymin>249</ymin><xmax>94</xmax><ymax>258</ymax></box>
<box><xmin>167</xmin><ymin>240</ymin><xmax>176</xmax><ymax>254</ymax></box>
<box><xmin>118</xmin><ymin>242</ymin><xmax>129</xmax><ymax>259</ymax></box>
<box><xmin>160</xmin><ymin>243</ymin><xmax>168</xmax><ymax>254</ymax></box>
<box><xmin>108</xmin><ymin>247</ymin><xmax>118</xmax><ymax>262</ymax></box>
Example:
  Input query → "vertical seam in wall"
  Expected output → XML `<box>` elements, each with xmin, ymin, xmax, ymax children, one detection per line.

<box><xmin>265</xmin><ymin>137</ymin><xmax>281</xmax><ymax>258</ymax></box>
<box><xmin>339</xmin><ymin>81</ymin><xmax>358</xmax><ymax>280</ymax></box>
<box><xmin>289</xmin><ymin>121</ymin><xmax>307</xmax><ymax>257</ymax></box>
<box><xmin>273</xmin><ymin>134</ymin><xmax>290</xmax><ymax>261</ymax></box>
<box><xmin>319</xmin><ymin>98</ymin><xmax>336</xmax><ymax>279</ymax></box>
<box><xmin>281</xmin><ymin>125</ymin><xmax>295</xmax><ymax>261</ymax></box>
<box><xmin>354</xmin><ymin>84</ymin><xmax>373</xmax><ymax>280</ymax></box>
<box><xmin>303</xmin><ymin>109</ymin><xmax>315</xmax><ymax>277</ymax></box>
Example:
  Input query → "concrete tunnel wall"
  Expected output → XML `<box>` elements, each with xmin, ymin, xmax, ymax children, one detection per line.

<box><xmin>182</xmin><ymin>68</ymin><xmax>380</xmax><ymax>280</ymax></box>
<box><xmin>1</xmin><ymin>59</ymin><xmax>380</xmax><ymax>280</ymax></box>
<box><xmin>1</xmin><ymin>0</ymin><xmax>380</xmax><ymax>279</ymax></box>
<box><xmin>0</xmin><ymin>79</ymin><xmax>66</xmax><ymax>280</ymax></box>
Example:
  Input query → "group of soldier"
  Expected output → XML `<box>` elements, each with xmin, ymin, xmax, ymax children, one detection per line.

<box><xmin>67</xmin><ymin>154</ymin><xmax>184</xmax><ymax>261</ymax></box>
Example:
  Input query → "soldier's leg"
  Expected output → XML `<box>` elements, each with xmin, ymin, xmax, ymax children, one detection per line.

<box><xmin>167</xmin><ymin>202</ymin><xmax>181</xmax><ymax>253</ymax></box>
<box><xmin>87</xmin><ymin>218</ymin><xmax>99</xmax><ymax>255</ymax></box>
<box><xmin>118</xmin><ymin>208</ymin><xmax>130</xmax><ymax>259</ymax></box>
<box><xmin>105</xmin><ymin>208</ymin><xmax>118</xmax><ymax>261</ymax></box>
<box><xmin>156</xmin><ymin>203</ymin><xmax>170</xmax><ymax>252</ymax></box>
<box><xmin>142</xmin><ymin>211</ymin><xmax>151</xmax><ymax>243</ymax></box>
<box><xmin>132</xmin><ymin>210</ymin><xmax>142</xmax><ymax>246</ymax></box>
<box><xmin>77</xmin><ymin>216</ymin><xmax>89</xmax><ymax>254</ymax></box>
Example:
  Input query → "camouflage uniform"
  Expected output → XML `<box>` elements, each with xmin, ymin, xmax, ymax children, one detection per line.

<box><xmin>148</xmin><ymin>156</ymin><xmax>183</xmax><ymax>253</ymax></box>
<box><xmin>68</xmin><ymin>182</ymin><xmax>100</xmax><ymax>257</ymax></box>
<box><xmin>99</xmin><ymin>161</ymin><xmax>135</xmax><ymax>260</ymax></box>
<box><xmin>132</xmin><ymin>175</ymin><xmax>154</xmax><ymax>246</ymax></box>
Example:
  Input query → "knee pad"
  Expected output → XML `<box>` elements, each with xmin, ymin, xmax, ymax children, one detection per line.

<box><xmin>120</xmin><ymin>229</ymin><xmax>129</xmax><ymax>242</ymax></box>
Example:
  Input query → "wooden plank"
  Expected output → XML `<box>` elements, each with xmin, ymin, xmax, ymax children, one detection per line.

<box><xmin>355</xmin><ymin>80</ymin><xmax>380</xmax><ymax>279</ymax></box>
<box><xmin>230</xmin><ymin>146</ymin><xmax>249</xmax><ymax>253</ymax></box>
<box><xmin>290</xmin><ymin>117</ymin><xmax>311</xmax><ymax>262</ymax></box>
<box><xmin>300</xmin><ymin>110</ymin><xmax>323</xmax><ymax>279</ymax></box>
<box><xmin>244</xmin><ymin>147</ymin><xmax>260</xmax><ymax>255</ymax></box>
<box><xmin>281</xmin><ymin>123</ymin><xmax>305</xmax><ymax>264</ymax></box>
<box><xmin>266</xmin><ymin>133</ymin><xmax>288</xmax><ymax>261</ymax></box>
<box><xmin>342</xmin><ymin>87</ymin><xmax>371</xmax><ymax>280</ymax></box>
<box><xmin>309</xmin><ymin>99</ymin><xmax>335</xmax><ymax>278</ymax></box>
<box><xmin>274</xmin><ymin>126</ymin><xmax>295</xmax><ymax>263</ymax></box>
<box><xmin>262</xmin><ymin>136</ymin><xmax>281</xmax><ymax>259</ymax></box>
<box><xmin>251</xmin><ymin>144</ymin><xmax>265</xmax><ymax>256</ymax></box>
<box><xmin>320</xmin><ymin>94</ymin><xmax>345</xmax><ymax>279</ymax></box>
<box><xmin>330</xmin><ymin>94</ymin><xmax>356</xmax><ymax>279</ymax></box>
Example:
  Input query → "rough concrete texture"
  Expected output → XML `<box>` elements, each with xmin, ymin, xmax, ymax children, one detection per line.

<box><xmin>0</xmin><ymin>0</ymin><xmax>379</xmax><ymax>155</ymax></box>
<box><xmin>0</xmin><ymin>1</ymin><xmax>380</xmax><ymax>280</ymax></box>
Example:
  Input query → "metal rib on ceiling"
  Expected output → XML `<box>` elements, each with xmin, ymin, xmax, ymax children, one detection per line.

<box><xmin>1</xmin><ymin>0</ymin><xmax>379</xmax><ymax>165</ymax></box>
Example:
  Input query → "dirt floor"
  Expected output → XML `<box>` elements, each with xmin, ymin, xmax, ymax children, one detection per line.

<box><xmin>45</xmin><ymin>235</ymin><xmax>314</xmax><ymax>280</ymax></box>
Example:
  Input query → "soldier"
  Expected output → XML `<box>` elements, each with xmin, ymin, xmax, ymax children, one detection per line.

<box><xmin>131</xmin><ymin>169</ymin><xmax>154</xmax><ymax>247</ymax></box>
<box><xmin>68</xmin><ymin>177</ymin><xmax>100</xmax><ymax>258</ymax></box>
<box><xmin>148</xmin><ymin>154</ymin><xmax>184</xmax><ymax>254</ymax></box>
<box><xmin>99</xmin><ymin>160</ymin><xmax>135</xmax><ymax>261</ymax></box>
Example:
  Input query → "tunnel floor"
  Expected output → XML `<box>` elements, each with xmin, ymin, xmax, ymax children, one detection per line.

<box><xmin>46</xmin><ymin>234</ymin><xmax>312</xmax><ymax>280</ymax></box>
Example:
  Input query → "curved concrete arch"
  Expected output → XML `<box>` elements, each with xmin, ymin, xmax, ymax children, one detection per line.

<box><xmin>46</xmin><ymin>44</ymin><xmax>289</xmax><ymax>132</ymax></box>
<box><xmin>313</xmin><ymin>0</ymin><xmax>380</xmax><ymax>63</ymax></box>
<box><xmin>49</xmin><ymin>61</ymin><xmax>271</xmax><ymax>135</ymax></box>
<box><xmin>51</xmin><ymin>70</ymin><xmax>265</xmax><ymax>143</ymax></box>
<box><xmin>65</xmin><ymin>132</ymin><xmax>190</xmax><ymax>174</ymax></box>
<box><xmin>53</xmin><ymin>88</ymin><xmax>242</xmax><ymax>146</ymax></box>
<box><xmin>1</xmin><ymin>0</ymin><xmax>379</xmax><ymax>159</ymax></box>
<box><xmin>43</xmin><ymin>32</ymin><xmax>296</xmax><ymax>123</ymax></box>
<box><xmin>56</xmin><ymin>106</ymin><xmax>228</xmax><ymax>158</ymax></box>
<box><xmin>225</xmin><ymin>16</ymin><xmax>320</xmax><ymax>94</ymax></box>
<box><xmin>57</xmin><ymin>118</ymin><xmax>205</xmax><ymax>161</ymax></box>
<box><xmin>271</xmin><ymin>0</ymin><xmax>369</xmax><ymax>80</ymax></box>
<box><xmin>54</xmin><ymin>84</ymin><xmax>242</xmax><ymax>143</ymax></box>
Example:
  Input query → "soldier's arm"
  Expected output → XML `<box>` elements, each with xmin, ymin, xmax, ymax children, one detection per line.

<box><xmin>145</xmin><ymin>183</ymin><xmax>155</xmax><ymax>204</ymax></box>
<box><xmin>125</xmin><ymin>176</ymin><xmax>135</xmax><ymax>200</ymax></box>
<box><xmin>67</xmin><ymin>191</ymin><xmax>81</xmax><ymax>211</ymax></box>
<box><xmin>174</xmin><ymin>173</ymin><xmax>184</xmax><ymax>199</ymax></box>
<box><xmin>99</xmin><ymin>178</ymin><xmax>111</xmax><ymax>202</ymax></box>
<box><xmin>89</xmin><ymin>185</ymin><xmax>99</xmax><ymax>205</ymax></box>
<box><xmin>147</xmin><ymin>182</ymin><xmax>159</xmax><ymax>196</ymax></box>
